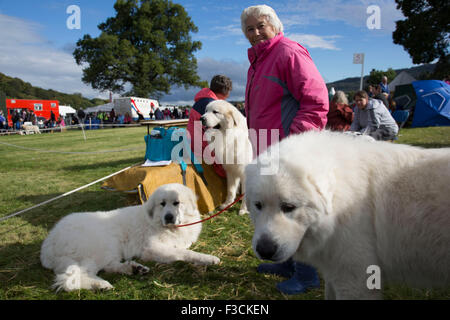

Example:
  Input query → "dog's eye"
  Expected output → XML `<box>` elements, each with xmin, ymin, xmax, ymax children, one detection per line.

<box><xmin>173</xmin><ymin>201</ymin><xmax>179</xmax><ymax>206</ymax></box>
<box><xmin>254</xmin><ymin>201</ymin><xmax>262</xmax><ymax>210</ymax></box>
<box><xmin>280</xmin><ymin>203</ymin><xmax>296</xmax><ymax>213</ymax></box>
<box><xmin>160</xmin><ymin>201</ymin><xmax>166</xmax><ymax>207</ymax></box>
<box><xmin>213</xmin><ymin>111</ymin><xmax>218</xmax><ymax>114</ymax></box>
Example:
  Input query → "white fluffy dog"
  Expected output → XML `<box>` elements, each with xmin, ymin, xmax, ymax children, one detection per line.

<box><xmin>201</xmin><ymin>100</ymin><xmax>253</xmax><ymax>215</ymax></box>
<box><xmin>40</xmin><ymin>184</ymin><xmax>220</xmax><ymax>292</ymax></box>
<box><xmin>22</xmin><ymin>123</ymin><xmax>41</xmax><ymax>134</ymax></box>
<box><xmin>246</xmin><ymin>130</ymin><xmax>450</xmax><ymax>299</ymax></box>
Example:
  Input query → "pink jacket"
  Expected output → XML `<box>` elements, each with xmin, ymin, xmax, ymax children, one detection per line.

<box><xmin>245</xmin><ymin>33</ymin><xmax>329</xmax><ymax>154</ymax></box>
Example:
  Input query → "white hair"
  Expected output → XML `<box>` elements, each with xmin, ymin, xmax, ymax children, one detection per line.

<box><xmin>240</xmin><ymin>5</ymin><xmax>284</xmax><ymax>35</ymax></box>
<box><xmin>332</xmin><ymin>91</ymin><xmax>349</xmax><ymax>105</ymax></box>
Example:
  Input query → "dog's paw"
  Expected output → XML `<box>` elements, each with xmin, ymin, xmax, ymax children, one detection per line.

<box><xmin>238</xmin><ymin>209</ymin><xmax>249</xmax><ymax>216</ymax></box>
<box><xmin>92</xmin><ymin>279</ymin><xmax>114</xmax><ymax>291</ymax></box>
<box><xmin>203</xmin><ymin>255</ymin><xmax>220</xmax><ymax>265</ymax></box>
<box><xmin>219</xmin><ymin>202</ymin><xmax>232</xmax><ymax>210</ymax></box>
<box><xmin>132</xmin><ymin>264</ymin><xmax>150</xmax><ymax>275</ymax></box>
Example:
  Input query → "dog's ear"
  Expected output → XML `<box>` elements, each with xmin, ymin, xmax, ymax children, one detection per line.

<box><xmin>306</xmin><ymin>169</ymin><xmax>335</xmax><ymax>215</ymax></box>
<box><xmin>187</xmin><ymin>190</ymin><xmax>199</xmax><ymax>212</ymax></box>
<box><xmin>227</xmin><ymin>107</ymin><xmax>244</xmax><ymax>128</ymax></box>
<box><xmin>144</xmin><ymin>193</ymin><xmax>156</xmax><ymax>218</ymax></box>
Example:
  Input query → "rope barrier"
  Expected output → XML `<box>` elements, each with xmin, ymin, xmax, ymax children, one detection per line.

<box><xmin>0</xmin><ymin>122</ymin><xmax>143</xmax><ymax>135</ymax></box>
<box><xmin>0</xmin><ymin>164</ymin><xmax>140</xmax><ymax>223</ymax></box>
<box><xmin>0</xmin><ymin>140</ymin><xmax>144</xmax><ymax>154</ymax></box>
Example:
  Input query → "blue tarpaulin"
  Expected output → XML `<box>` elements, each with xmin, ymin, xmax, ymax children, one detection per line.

<box><xmin>411</xmin><ymin>80</ymin><xmax>450</xmax><ymax>128</ymax></box>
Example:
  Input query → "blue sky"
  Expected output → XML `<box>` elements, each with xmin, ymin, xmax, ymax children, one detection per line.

<box><xmin>0</xmin><ymin>0</ymin><xmax>418</xmax><ymax>105</ymax></box>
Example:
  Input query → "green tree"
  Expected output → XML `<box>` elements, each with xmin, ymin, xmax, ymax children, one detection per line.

<box><xmin>393</xmin><ymin>0</ymin><xmax>449</xmax><ymax>79</ymax></box>
<box><xmin>367</xmin><ymin>68</ymin><xmax>396</xmax><ymax>86</ymax></box>
<box><xmin>73</xmin><ymin>0</ymin><xmax>204</xmax><ymax>99</ymax></box>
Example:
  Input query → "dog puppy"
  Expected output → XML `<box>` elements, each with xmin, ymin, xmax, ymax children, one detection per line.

<box><xmin>201</xmin><ymin>100</ymin><xmax>253</xmax><ymax>215</ymax></box>
<box><xmin>40</xmin><ymin>183</ymin><xmax>219</xmax><ymax>292</ymax></box>
<box><xmin>246</xmin><ymin>130</ymin><xmax>450</xmax><ymax>299</ymax></box>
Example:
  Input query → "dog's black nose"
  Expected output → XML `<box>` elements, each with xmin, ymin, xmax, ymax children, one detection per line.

<box><xmin>256</xmin><ymin>234</ymin><xmax>278</xmax><ymax>260</ymax></box>
<box><xmin>200</xmin><ymin>117</ymin><xmax>206</xmax><ymax>126</ymax></box>
<box><xmin>164</xmin><ymin>213</ymin><xmax>174</xmax><ymax>224</ymax></box>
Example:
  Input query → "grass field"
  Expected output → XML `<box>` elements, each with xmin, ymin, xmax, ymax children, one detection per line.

<box><xmin>0</xmin><ymin>126</ymin><xmax>449</xmax><ymax>300</ymax></box>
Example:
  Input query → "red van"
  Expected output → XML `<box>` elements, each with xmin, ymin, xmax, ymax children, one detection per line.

<box><xmin>6</xmin><ymin>99</ymin><xmax>59</xmax><ymax>127</ymax></box>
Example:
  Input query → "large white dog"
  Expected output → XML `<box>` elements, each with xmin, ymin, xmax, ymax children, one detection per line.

<box><xmin>246</xmin><ymin>130</ymin><xmax>450</xmax><ymax>299</ymax></box>
<box><xmin>201</xmin><ymin>100</ymin><xmax>253</xmax><ymax>215</ymax></box>
<box><xmin>40</xmin><ymin>184</ymin><xmax>220</xmax><ymax>292</ymax></box>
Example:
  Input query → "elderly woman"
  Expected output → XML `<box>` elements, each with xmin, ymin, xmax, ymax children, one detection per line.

<box><xmin>326</xmin><ymin>90</ymin><xmax>354</xmax><ymax>131</ymax></box>
<box><xmin>241</xmin><ymin>5</ymin><xmax>329</xmax><ymax>295</ymax></box>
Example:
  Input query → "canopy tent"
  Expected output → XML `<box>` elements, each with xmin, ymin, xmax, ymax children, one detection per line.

<box><xmin>84</xmin><ymin>102</ymin><xmax>114</xmax><ymax>113</ymax></box>
<box><xmin>388</xmin><ymin>71</ymin><xmax>416</xmax><ymax>92</ymax></box>
<box><xmin>59</xmin><ymin>105</ymin><xmax>76</xmax><ymax>116</ymax></box>
<box><xmin>411</xmin><ymin>80</ymin><xmax>450</xmax><ymax>128</ymax></box>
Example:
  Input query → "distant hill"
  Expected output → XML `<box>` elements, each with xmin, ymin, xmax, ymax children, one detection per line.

<box><xmin>0</xmin><ymin>72</ymin><xmax>108</xmax><ymax>110</ymax></box>
<box><xmin>0</xmin><ymin>62</ymin><xmax>439</xmax><ymax>111</ymax></box>
<box><xmin>326</xmin><ymin>63</ymin><xmax>437</xmax><ymax>93</ymax></box>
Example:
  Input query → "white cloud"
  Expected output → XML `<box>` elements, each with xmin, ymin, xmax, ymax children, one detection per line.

<box><xmin>286</xmin><ymin>33</ymin><xmax>341</xmax><ymax>50</ymax></box>
<box><xmin>277</xmin><ymin>0</ymin><xmax>403</xmax><ymax>32</ymax></box>
<box><xmin>0</xmin><ymin>14</ymin><xmax>108</xmax><ymax>100</ymax></box>
<box><xmin>160</xmin><ymin>57</ymin><xmax>249</xmax><ymax>105</ymax></box>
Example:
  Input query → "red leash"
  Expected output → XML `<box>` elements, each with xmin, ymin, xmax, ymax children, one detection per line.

<box><xmin>175</xmin><ymin>194</ymin><xmax>244</xmax><ymax>228</ymax></box>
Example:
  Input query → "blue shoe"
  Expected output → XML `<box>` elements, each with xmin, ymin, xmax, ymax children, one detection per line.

<box><xmin>257</xmin><ymin>258</ymin><xmax>295</xmax><ymax>278</ymax></box>
<box><xmin>276</xmin><ymin>263</ymin><xmax>320</xmax><ymax>295</ymax></box>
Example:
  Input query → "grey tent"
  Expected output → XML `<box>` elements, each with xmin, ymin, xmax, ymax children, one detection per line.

<box><xmin>388</xmin><ymin>71</ymin><xmax>416</xmax><ymax>92</ymax></box>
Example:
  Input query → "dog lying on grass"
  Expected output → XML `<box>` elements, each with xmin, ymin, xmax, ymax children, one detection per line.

<box><xmin>40</xmin><ymin>183</ymin><xmax>220</xmax><ymax>292</ymax></box>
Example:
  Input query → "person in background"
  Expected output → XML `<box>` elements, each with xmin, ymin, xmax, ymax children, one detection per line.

<box><xmin>379</xmin><ymin>76</ymin><xmax>390</xmax><ymax>97</ymax></box>
<box><xmin>373</xmin><ymin>84</ymin><xmax>389</xmax><ymax>110</ymax></box>
<box><xmin>77</xmin><ymin>108</ymin><xmax>86</xmax><ymax>122</ymax></box>
<box><xmin>326</xmin><ymin>90</ymin><xmax>354</xmax><ymax>131</ymax></box>
<box><xmin>241</xmin><ymin>4</ymin><xmax>329</xmax><ymax>295</ymax></box>
<box><xmin>350</xmin><ymin>90</ymin><xmax>398</xmax><ymax>141</ymax></box>
<box><xmin>367</xmin><ymin>84</ymin><xmax>375</xmax><ymax>98</ymax></box>
<box><xmin>50</xmin><ymin>110</ymin><xmax>56</xmax><ymax>127</ymax></box>
<box><xmin>110</xmin><ymin>108</ymin><xmax>116</xmax><ymax>123</ymax></box>
<box><xmin>13</xmin><ymin>110</ymin><xmax>22</xmax><ymax>130</ymax></box>
<box><xmin>388</xmin><ymin>97</ymin><xmax>397</xmax><ymax>113</ymax></box>
<box><xmin>29</xmin><ymin>110</ymin><xmax>37</xmax><ymax>125</ymax></box>
<box><xmin>443</xmin><ymin>75</ymin><xmax>450</xmax><ymax>85</ymax></box>
<box><xmin>58</xmin><ymin>116</ymin><xmax>66</xmax><ymax>127</ymax></box>
<box><xmin>187</xmin><ymin>74</ymin><xmax>233</xmax><ymax>178</ymax></box>
<box><xmin>0</xmin><ymin>110</ymin><xmax>8</xmax><ymax>130</ymax></box>
<box><xmin>163</xmin><ymin>108</ymin><xmax>171</xmax><ymax>120</ymax></box>
<box><xmin>124</xmin><ymin>112</ymin><xmax>131</xmax><ymax>124</ymax></box>
<box><xmin>154</xmin><ymin>107</ymin><xmax>164</xmax><ymax>120</ymax></box>
<box><xmin>117</xmin><ymin>113</ymin><xmax>124</xmax><ymax>125</ymax></box>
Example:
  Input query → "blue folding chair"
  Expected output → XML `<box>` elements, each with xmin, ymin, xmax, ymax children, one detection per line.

<box><xmin>392</xmin><ymin>110</ymin><xmax>410</xmax><ymax>129</ymax></box>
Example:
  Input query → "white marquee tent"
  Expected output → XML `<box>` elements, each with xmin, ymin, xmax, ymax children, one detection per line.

<box><xmin>84</xmin><ymin>102</ymin><xmax>114</xmax><ymax>113</ymax></box>
<box><xmin>59</xmin><ymin>105</ymin><xmax>77</xmax><ymax>116</ymax></box>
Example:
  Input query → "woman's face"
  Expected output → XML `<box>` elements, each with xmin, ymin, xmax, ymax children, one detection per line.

<box><xmin>245</xmin><ymin>15</ymin><xmax>277</xmax><ymax>46</ymax></box>
<box><xmin>355</xmin><ymin>96</ymin><xmax>368</xmax><ymax>110</ymax></box>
